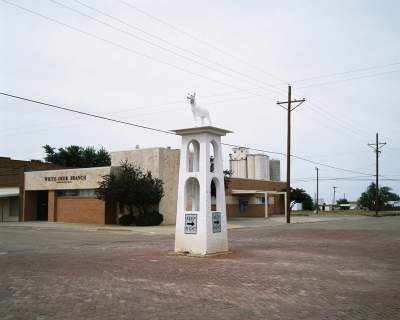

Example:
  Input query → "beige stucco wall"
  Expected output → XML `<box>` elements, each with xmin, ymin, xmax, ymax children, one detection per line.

<box><xmin>24</xmin><ymin>167</ymin><xmax>112</xmax><ymax>191</ymax></box>
<box><xmin>111</xmin><ymin>148</ymin><xmax>180</xmax><ymax>225</ymax></box>
<box><xmin>158</xmin><ymin>148</ymin><xmax>180</xmax><ymax>225</ymax></box>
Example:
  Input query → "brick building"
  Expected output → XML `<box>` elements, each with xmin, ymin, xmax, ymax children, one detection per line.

<box><xmin>0</xmin><ymin>157</ymin><xmax>63</xmax><ymax>222</ymax></box>
<box><xmin>225</xmin><ymin>178</ymin><xmax>286</xmax><ymax>218</ymax></box>
<box><xmin>21</xmin><ymin>148</ymin><xmax>180</xmax><ymax>225</ymax></box>
<box><xmin>24</xmin><ymin>167</ymin><xmax>117</xmax><ymax>224</ymax></box>
<box><xmin>10</xmin><ymin>147</ymin><xmax>286</xmax><ymax>225</ymax></box>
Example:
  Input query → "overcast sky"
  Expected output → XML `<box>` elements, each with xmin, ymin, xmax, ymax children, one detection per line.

<box><xmin>1</xmin><ymin>0</ymin><xmax>399</xmax><ymax>202</ymax></box>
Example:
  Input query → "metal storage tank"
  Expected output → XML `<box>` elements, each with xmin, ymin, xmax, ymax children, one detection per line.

<box><xmin>231</xmin><ymin>147</ymin><xmax>248</xmax><ymax>160</ymax></box>
<box><xmin>254</xmin><ymin>154</ymin><xmax>270</xmax><ymax>180</ymax></box>
<box><xmin>246</xmin><ymin>154</ymin><xmax>255</xmax><ymax>179</ymax></box>
<box><xmin>269</xmin><ymin>159</ymin><xmax>281</xmax><ymax>181</ymax></box>
<box><xmin>230</xmin><ymin>159</ymin><xmax>247</xmax><ymax>178</ymax></box>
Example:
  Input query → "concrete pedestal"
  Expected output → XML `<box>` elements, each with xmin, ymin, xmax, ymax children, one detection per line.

<box><xmin>173</xmin><ymin>126</ymin><xmax>232</xmax><ymax>255</ymax></box>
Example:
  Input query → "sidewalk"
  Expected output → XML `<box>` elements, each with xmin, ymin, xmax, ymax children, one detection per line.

<box><xmin>0</xmin><ymin>215</ymin><xmax>367</xmax><ymax>235</ymax></box>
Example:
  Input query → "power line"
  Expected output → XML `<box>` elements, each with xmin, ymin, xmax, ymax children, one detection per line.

<box><xmin>293</xmin><ymin>176</ymin><xmax>374</xmax><ymax>182</ymax></box>
<box><xmin>304</xmin><ymin>102</ymin><xmax>371</xmax><ymax>141</ymax></box>
<box><xmin>0</xmin><ymin>92</ymin><xmax>175</xmax><ymax>135</ymax></box>
<box><xmin>3</xmin><ymin>0</ymin><xmax>381</xmax><ymax>146</ymax></box>
<box><xmin>297</xmin><ymin>69</ymin><xmax>400</xmax><ymax>89</ymax></box>
<box><xmin>12</xmin><ymin>0</ymin><xmax>301</xmax><ymax>124</ymax></box>
<box><xmin>2</xmin><ymin>5</ymin><xmax>390</xmax><ymax>183</ymax></box>
<box><xmin>2</xmin><ymin>0</ymin><xmax>395</xmax><ymax>183</ymax></box>
<box><xmin>295</xmin><ymin>86</ymin><xmax>372</xmax><ymax>140</ymax></box>
<box><xmin>48</xmin><ymin>0</ymin><xmax>284</xmax><ymax>96</ymax></box>
<box><xmin>1</xmin><ymin>0</ymin><xmax>251</xmax><ymax>91</ymax></box>
<box><xmin>65</xmin><ymin>0</ymin><xmax>284</xmax><ymax>95</ymax></box>
<box><xmin>119</xmin><ymin>0</ymin><xmax>400</xmax><ymax>96</ymax></box>
<box><xmin>292</xmin><ymin>61</ymin><xmax>400</xmax><ymax>84</ymax></box>
<box><xmin>4</xmin><ymin>0</ymin><xmax>287</xmax><ymax>103</ymax></box>
<box><xmin>3</xmin><ymin>0</ymin><xmax>290</xmax><ymax>121</ymax></box>
<box><xmin>1</xmin><ymin>91</ymin><xmax>376</xmax><ymax>177</ymax></box>
<box><xmin>0</xmin><ymin>90</ymin><xmax>274</xmax><ymax>137</ymax></box>
<box><xmin>119</xmin><ymin>0</ymin><xmax>286</xmax><ymax>84</ymax></box>
<box><xmin>221</xmin><ymin>143</ymin><xmax>373</xmax><ymax>176</ymax></box>
<box><xmin>290</xmin><ymin>154</ymin><xmax>372</xmax><ymax>176</ymax></box>
<box><xmin>294</xmin><ymin>178</ymin><xmax>400</xmax><ymax>182</ymax></box>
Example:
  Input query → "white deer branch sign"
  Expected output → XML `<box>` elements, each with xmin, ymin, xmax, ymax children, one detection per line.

<box><xmin>187</xmin><ymin>92</ymin><xmax>212</xmax><ymax>126</ymax></box>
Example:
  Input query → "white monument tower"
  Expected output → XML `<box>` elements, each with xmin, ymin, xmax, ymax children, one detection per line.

<box><xmin>173</xmin><ymin>93</ymin><xmax>231</xmax><ymax>255</ymax></box>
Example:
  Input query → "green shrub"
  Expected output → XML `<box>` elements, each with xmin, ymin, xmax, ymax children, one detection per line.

<box><xmin>118</xmin><ymin>214</ymin><xmax>134</xmax><ymax>226</ymax></box>
<box><xmin>136</xmin><ymin>211</ymin><xmax>163</xmax><ymax>226</ymax></box>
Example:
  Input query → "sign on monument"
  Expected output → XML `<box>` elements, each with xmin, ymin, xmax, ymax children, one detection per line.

<box><xmin>184</xmin><ymin>214</ymin><xmax>197</xmax><ymax>234</ymax></box>
<box><xmin>212</xmin><ymin>212</ymin><xmax>221</xmax><ymax>233</ymax></box>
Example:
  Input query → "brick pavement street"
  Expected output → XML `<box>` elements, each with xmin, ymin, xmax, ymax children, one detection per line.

<box><xmin>1</xmin><ymin>217</ymin><xmax>399</xmax><ymax>320</ymax></box>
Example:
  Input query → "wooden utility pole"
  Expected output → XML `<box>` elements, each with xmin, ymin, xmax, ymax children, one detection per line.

<box><xmin>316</xmin><ymin>167</ymin><xmax>319</xmax><ymax>214</ymax></box>
<box><xmin>332</xmin><ymin>186</ymin><xmax>337</xmax><ymax>210</ymax></box>
<box><xmin>277</xmin><ymin>85</ymin><xmax>305</xmax><ymax>223</ymax></box>
<box><xmin>368</xmin><ymin>132</ymin><xmax>386</xmax><ymax>215</ymax></box>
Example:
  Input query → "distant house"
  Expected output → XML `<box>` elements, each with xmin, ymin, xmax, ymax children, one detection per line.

<box><xmin>387</xmin><ymin>201</ymin><xmax>400</xmax><ymax>208</ymax></box>
<box><xmin>292</xmin><ymin>203</ymin><xmax>303</xmax><ymax>211</ymax></box>
<box><xmin>339</xmin><ymin>204</ymin><xmax>350</xmax><ymax>210</ymax></box>
<box><xmin>348</xmin><ymin>201</ymin><xmax>358</xmax><ymax>210</ymax></box>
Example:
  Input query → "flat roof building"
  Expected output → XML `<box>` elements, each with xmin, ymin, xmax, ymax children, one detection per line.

<box><xmin>0</xmin><ymin>157</ymin><xmax>63</xmax><ymax>222</ymax></box>
<box><xmin>20</xmin><ymin>147</ymin><xmax>180</xmax><ymax>225</ymax></box>
<box><xmin>13</xmin><ymin>146</ymin><xmax>287</xmax><ymax>226</ymax></box>
<box><xmin>24</xmin><ymin>166</ymin><xmax>116</xmax><ymax>224</ymax></box>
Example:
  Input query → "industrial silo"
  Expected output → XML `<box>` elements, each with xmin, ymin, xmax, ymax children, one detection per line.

<box><xmin>252</xmin><ymin>154</ymin><xmax>267</xmax><ymax>180</ymax></box>
<box><xmin>230</xmin><ymin>159</ymin><xmax>247</xmax><ymax>178</ymax></box>
<box><xmin>247</xmin><ymin>154</ymin><xmax>255</xmax><ymax>179</ymax></box>
<box><xmin>269</xmin><ymin>159</ymin><xmax>281</xmax><ymax>181</ymax></box>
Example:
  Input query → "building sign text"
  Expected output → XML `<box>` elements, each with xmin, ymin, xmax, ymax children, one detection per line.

<box><xmin>44</xmin><ymin>175</ymin><xmax>87</xmax><ymax>184</ymax></box>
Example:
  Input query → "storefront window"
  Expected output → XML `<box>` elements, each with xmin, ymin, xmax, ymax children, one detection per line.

<box><xmin>9</xmin><ymin>197</ymin><xmax>19</xmax><ymax>216</ymax></box>
<box><xmin>256</xmin><ymin>196</ymin><xmax>265</xmax><ymax>205</ymax></box>
<box><xmin>56</xmin><ymin>189</ymin><xmax>96</xmax><ymax>197</ymax></box>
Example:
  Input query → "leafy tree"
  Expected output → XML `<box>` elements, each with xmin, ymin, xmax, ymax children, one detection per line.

<box><xmin>358</xmin><ymin>183</ymin><xmax>400</xmax><ymax>210</ymax></box>
<box><xmin>223</xmin><ymin>169</ymin><xmax>233</xmax><ymax>190</ymax></box>
<box><xmin>337</xmin><ymin>198</ymin><xmax>349</xmax><ymax>205</ymax></box>
<box><xmin>43</xmin><ymin>145</ymin><xmax>111</xmax><ymax>168</ymax></box>
<box><xmin>96</xmin><ymin>162</ymin><xmax>164</xmax><ymax>225</ymax></box>
<box><xmin>289</xmin><ymin>188</ymin><xmax>314</xmax><ymax>210</ymax></box>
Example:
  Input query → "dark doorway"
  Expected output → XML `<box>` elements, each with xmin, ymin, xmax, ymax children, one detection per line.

<box><xmin>36</xmin><ymin>191</ymin><xmax>48</xmax><ymax>221</ymax></box>
<box><xmin>239</xmin><ymin>199</ymin><xmax>249</xmax><ymax>213</ymax></box>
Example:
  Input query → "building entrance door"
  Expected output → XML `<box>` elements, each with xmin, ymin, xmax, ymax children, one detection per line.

<box><xmin>239</xmin><ymin>200</ymin><xmax>249</xmax><ymax>214</ymax></box>
<box><xmin>36</xmin><ymin>191</ymin><xmax>48</xmax><ymax>221</ymax></box>
<box><xmin>0</xmin><ymin>198</ymin><xmax>5</xmax><ymax>222</ymax></box>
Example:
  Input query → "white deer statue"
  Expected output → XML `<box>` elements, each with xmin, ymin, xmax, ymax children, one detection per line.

<box><xmin>187</xmin><ymin>92</ymin><xmax>212</xmax><ymax>126</ymax></box>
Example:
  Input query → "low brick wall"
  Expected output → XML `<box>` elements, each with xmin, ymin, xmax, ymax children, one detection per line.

<box><xmin>227</xmin><ymin>204</ymin><xmax>266</xmax><ymax>218</ymax></box>
<box><xmin>56</xmin><ymin>198</ymin><xmax>105</xmax><ymax>224</ymax></box>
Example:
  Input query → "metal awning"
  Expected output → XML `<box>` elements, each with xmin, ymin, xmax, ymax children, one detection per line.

<box><xmin>0</xmin><ymin>187</ymin><xmax>20</xmax><ymax>198</ymax></box>
<box><xmin>231</xmin><ymin>190</ymin><xmax>267</xmax><ymax>195</ymax></box>
<box><xmin>231</xmin><ymin>189</ymin><xmax>288</xmax><ymax>218</ymax></box>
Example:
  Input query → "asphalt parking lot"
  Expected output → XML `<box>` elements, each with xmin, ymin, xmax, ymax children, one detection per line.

<box><xmin>1</xmin><ymin>216</ymin><xmax>399</xmax><ymax>320</ymax></box>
